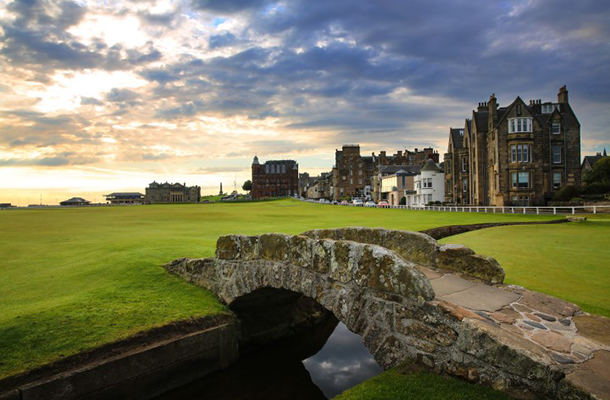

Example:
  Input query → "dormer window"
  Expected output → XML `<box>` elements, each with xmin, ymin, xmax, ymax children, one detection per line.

<box><xmin>542</xmin><ymin>103</ymin><xmax>560</xmax><ymax>114</ymax></box>
<box><xmin>552</xmin><ymin>122</ymin><xmax>561</xmax><ymax>134</ymax></box>
<box><xmin>508</xmin><ymin>118</ymin><xmax>532</xmax><ymax>133</ymax></box>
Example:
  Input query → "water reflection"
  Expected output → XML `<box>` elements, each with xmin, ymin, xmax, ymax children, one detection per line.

<box><xmin>153</xmin><ymin>316</ymin><xmax>382</xmax><ymax>400</ymax></box>
<box><xmin>303</xmin><ymin>323</ymin><xmax>383</xmax><ymax>398</ymax></box>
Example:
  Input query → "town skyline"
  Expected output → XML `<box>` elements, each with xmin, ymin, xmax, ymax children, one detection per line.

<box><xmin>1</xmin><ymin>0</ymin><xmax>609</xmax><ymax>205</ymax></box>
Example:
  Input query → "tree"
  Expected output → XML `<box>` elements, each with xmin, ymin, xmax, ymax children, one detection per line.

<box><xmin>584</xmin><ymin>157</ymin><xmax>610</xmax><ymax>186</ymax></box>
<box><xmin>242</xmin><ymin>180</ymin><xmax>252</xmax><ymax>192</ymax></box>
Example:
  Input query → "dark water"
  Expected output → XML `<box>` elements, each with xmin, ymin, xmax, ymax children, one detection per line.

<box><xmin>154</xmin><ymin>317</ymin><xmax>382</xmax><ymax>399</ymax></box>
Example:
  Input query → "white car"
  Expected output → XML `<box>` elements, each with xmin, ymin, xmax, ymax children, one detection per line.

<box><xmin>365</xmin><ymin>201</ymin><xmax>376</xmax><ymax>207</ymax></box>
<box><xmin>352</xmin><ymin>199</ymin><xmax>363</xmax><ymax>206</ymax></box>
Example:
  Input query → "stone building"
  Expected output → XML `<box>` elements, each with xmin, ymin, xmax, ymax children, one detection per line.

<box><xmin>251</xmin><ymin>156</ymin><xmax>299</xmax><ymax>199</ymax></box>
<box><xmin>331</xmin><ymin>145</ymin><xmax>439</xmax><ymax>201</ymax></box>
<box><xmin>331</xmin><ymin>145</ymin><xmax>375</xmax><ymax>200</ymax></box>
<box><xmin>145</xmin><ymin>182</ymin><xmax>201</xmax><ymax>203</ymax></box>
<box><xmin>444</xmin><ymin>86</ymin><xmax>581</xmax><ymax>206</ymax></box>
<box><xmin>304</xmin><ymin>173</ymin><xmax>331</xmax><ymax>199</ymax></box>
<box><xmin>581</xmin><ymin>149</ymin><xmax>606</xmax><ymax>178</ymax></box>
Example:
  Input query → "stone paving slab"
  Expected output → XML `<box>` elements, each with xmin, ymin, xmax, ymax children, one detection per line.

<box><xmin>438</xmin><ymin>282</ymin><xmax>521</xmax><ymax>312</ymax></box>
<box><xmin>430</xmin><ymin>274</ymin><xmax>476</xmax><ymax>297</ymax></box>
<box><xmin>566</xmin><ymin>350</ymin><xmax>610</xmax><ymax>400</ymax></box>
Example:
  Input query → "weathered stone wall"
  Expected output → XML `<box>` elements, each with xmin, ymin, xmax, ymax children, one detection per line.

<box><xmin>301</xmin><ymin>227</ymin><xmax>505</xmax><ymax>284</ymax></box>
<box><xmin>164</xmin><ymin>231</ymin><xmax>601</xmax><ymax>399</ymax></box>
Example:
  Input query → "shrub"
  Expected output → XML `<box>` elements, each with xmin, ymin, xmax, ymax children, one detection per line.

<box><xmin>399</xmin><ymin>196</ymin><xmax>406</xmax><ymax>205</ymax></box>
<box><xmin>584</xmin><ymin>182</ymin><xmax>610</xmax><ymax>195</ymax></box>
<box><xmin>553</xmin><ymin>186</ymin><xmax>580</xmax><ymax>201</ymax></box>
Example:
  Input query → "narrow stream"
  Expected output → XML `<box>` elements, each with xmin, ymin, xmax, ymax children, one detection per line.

<box><xmin>154</xmin><ymin>316</ymin><xmax>383</xmax><ymax>399</ymax></box>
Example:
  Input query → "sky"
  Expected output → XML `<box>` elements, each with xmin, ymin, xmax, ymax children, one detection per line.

<box><xmin>1</xmin><ymin>0</ymin><xmax>609</xmax><ymax>205</ymax></box>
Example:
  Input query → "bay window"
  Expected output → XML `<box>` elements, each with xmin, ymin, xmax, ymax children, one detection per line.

<box><xmin>508</xmin><ymin>118</ymin><xmax>532</xmax><ymax>133</ymax></box>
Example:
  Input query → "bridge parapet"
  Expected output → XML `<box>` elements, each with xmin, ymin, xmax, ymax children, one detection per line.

<box><xmin>301</xmin><ymin>227</ymin><xmax>505</xmax><ymax>284</ymax></box>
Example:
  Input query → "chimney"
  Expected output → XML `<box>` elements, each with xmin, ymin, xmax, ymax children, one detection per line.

<box><xmin>558</xmin><ymin>85</ymin><xmax>568</xmax><ymax>104</ymax></box>
<box><xmin>488</xmin><ymin>93</ymin><xmax>498</xmax><ymax>130</ymax></box>
<box><xmin>397</xmin><ymin>150</ymin><xmax>402</xmax><ymax>157</ymax></box>
<box><xmin>477</xmin><ymin>102</ymin><xmax>487</xmax><ymax>111</ymax></box>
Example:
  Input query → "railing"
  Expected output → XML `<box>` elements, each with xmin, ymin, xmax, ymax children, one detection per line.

<box><xmin>301</xmin><ymin>199</ymin><xmax>610</xmax><ymax>215</ymax></box>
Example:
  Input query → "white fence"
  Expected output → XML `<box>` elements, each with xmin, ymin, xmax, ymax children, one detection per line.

<box><xmin>305</xmin><ymin>200</ymin><xmax>610</xmax><ymax>215</ymax></box>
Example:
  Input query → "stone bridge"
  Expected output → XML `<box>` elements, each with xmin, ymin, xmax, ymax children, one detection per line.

<box><xmin>164</xmin><ymin>227</ymin><xmax>610</xmax><ymax>400</ymax></box>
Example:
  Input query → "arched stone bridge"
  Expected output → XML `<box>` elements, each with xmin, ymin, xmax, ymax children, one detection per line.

<box><xmin>165</xmin><ymin>227</ymin><xmax>610</xmax><ymax>400</ymax></box>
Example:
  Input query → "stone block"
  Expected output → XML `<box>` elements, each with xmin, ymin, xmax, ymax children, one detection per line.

<box><xmin>311</xmin><ymin>240</ymin><xmax>332</xmax><ymax>273</ymax></box>
<box><xmin>289</xmin><ymin>235</ymin><xmax>312</xmax><ymax>269</ymax></box>
<box><xmin>382</xmin><ymin>230</ymin><xmax>439</xmax><ymax>267</ymax></box>
<box><xmin>257</xmin><ymin>234</ymin><xmax>291</xmax><ymax>262</ymax></box>
<box><xmin>216</xmin><ymin>235</ymin><xmax>240</xmax><ymax>260</ymax></box>
<box><xmin>341</xmin><ymin>227</ymin><xmax>385</xmax><ymax>245</ymax></box>
<box><xmin>437</xmin><ymin>244</ymin><xmax>505</xmax><ymax>284</ymax></box>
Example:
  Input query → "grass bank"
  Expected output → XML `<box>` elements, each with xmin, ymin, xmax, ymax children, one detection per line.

<box><xmin>334</xmin><ymin>364</ymin><xmax>510</xmax><ymax>400</ymax></box>
<box><xmin>0</xmin><ymin>199</ymin><xmax>567</xmax><ymax>379</ymax></box>
<box><xmin>440</xmin><ymin>214</ymin><xmax>610</xmax><ymax>318</ymax></box>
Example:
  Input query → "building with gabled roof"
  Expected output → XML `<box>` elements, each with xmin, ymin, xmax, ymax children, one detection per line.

<box><xmin>145</xmin><ymin>182</ymin><xmax>200</xmax><ymax>203</ymax></box>
<box><xmin>444</xmin><ymin>86</ymin><xmax>581</xmax><ymax>206</ymax></box>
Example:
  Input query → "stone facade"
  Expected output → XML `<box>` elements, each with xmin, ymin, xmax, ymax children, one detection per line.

<box><xmin>444</xmin><ymin>86</ymin><xmax>581</xmax><ymax>206</ymax></box>
<box><xmin>145</xmin><ymin>182</ymin><xmax>200</xmax><ymax>203</ymax></box>
<box><xmin>332</xmin><ymin>145</ymin><xmax>440</xmax><ymax>201</ymax></box>
<box><xmin>302</xmin><ymin>172</ymin><xmax>331</xmax><ymax>199</ymax></box>
<box><xmin>165</xmin><ymin>227</ymin><xmax>609</xmax><ymax>399</ymax></box>
<box><xmin>251</xmin><ymin>157</ymin><xmax>299</xmax><ymax>199</ymax></box>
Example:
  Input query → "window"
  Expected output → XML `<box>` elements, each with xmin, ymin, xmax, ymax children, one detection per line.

<box><xmin>508</xmin><ymin>118</ymin><xmax>533</xmax><ymax>133</ymax></box>
<box><xmin>552</xmin><ymin>145</ymin><xmax>562</xmax><ymax>164</ymax></box>
<box><xmin>512</xmin><ymin>195</ymin><xmax>530</xmax><ymax>206</ymax></box>
<box><xmin>510</xmin><ymin>144</ymin><xmax>531</xmax><ymax>163</ymax></box>
<box><xmin>512</xmin><ymin>172</ymin><xmax>530</xmax><ymax>188</ymax></box>
<box><xmin>553</xmin><ymin>172</ymin><xmax>562</xmax><ymax>189</ymax></box>
<box><xmin>552</xmin><ymin>122</ymin><xmax>561</xmax><ymax>135</ymax></box>
<box><xmin>542</xmin><ymin>104</ymin><xmax>559</xmax><ymax>114</ymax></box>
<box><xmin>462</xmin><ymin>178</ymin><xmax>467</xmax><ymax>192</ymax></box>
<box><xmin>462</xmin><ymin>157</ymin><xmax>467</xmax><ymax>172</ymax></box>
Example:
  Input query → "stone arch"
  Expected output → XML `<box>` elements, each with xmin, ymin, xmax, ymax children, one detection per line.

<box><xmin>165</xmin><ymin>233</ymin><xmax>436</xmax><ymax>368</ymax></box>
<box><xmin>164</xmin><ymin>230</ymin><xmax>594</xmax><ymax>399</ymax></box>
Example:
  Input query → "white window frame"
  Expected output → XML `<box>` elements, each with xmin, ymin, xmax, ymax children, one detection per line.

<box><xmin>508</xmin><ymin>118</ymin><xmax>533</xmax><ymax>133</ymax></box>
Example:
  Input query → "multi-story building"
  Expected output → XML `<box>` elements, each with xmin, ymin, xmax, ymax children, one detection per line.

<box><xmin>331</xmin><ymin>145</ymin><xmax>375</xmax><ymax>200</ymax></box>
<box><xmin>305</xmin><ymin>173</ymin><xmax>331</xmax><ymax>199</ymax></box>
<box><xmin>331</xmin><ymin>145</ymin><xmax>440</xmax><ymax>201</ymax></box>
<box><xmin>444</xmin><ymin>86</ymin><xmax>581</xmax><ymax>206</ymax></box>
<box><xmin>251</xmin><ymin>156</ymin><xmax>299</xmax><ymax>199</ymax></box>
<box><xmin>406</xmin><ymin>159</ymin><xmax>445</xmax><ymax>207</ymax></box>
<box><xmin>146</xmin><ymin>182</ymin><xmax>201</xmax><ymax>203</ymax></box>
<box><xmin>581</xmin><ymin>149</ymin><xmax>607</xmax><ymax>178</ymax></box>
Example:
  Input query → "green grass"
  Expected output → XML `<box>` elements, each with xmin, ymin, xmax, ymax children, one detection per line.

<box><xmin>440</xmin><ymin>215</ymin><xmax>610</xmax><ymax>318</ymax></box>
<box><xmin>334</xmin><ymin>365</ymin><xmax>511</xmax><ymax>400</ymax></box>
<box><xmin>0</xmin><ymin>199</ymin><xmax>571</xmax><ymax>379</ymax></box>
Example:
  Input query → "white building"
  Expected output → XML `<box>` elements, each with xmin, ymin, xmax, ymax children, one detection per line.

<box><xmin>406</xmin><ymin>159</ymin><xmax>445</xmax><ymax>207</ymax></box>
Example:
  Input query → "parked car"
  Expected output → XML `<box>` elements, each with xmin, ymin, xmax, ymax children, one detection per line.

<box><xmin>352</xmin><ymin>199</ymin><xmax>364</xmax><ymax>206</ymax></box>
<box><xmin>340</xmin><ymin>200</ymin><xmax>349</xmax><ymax>205</ymax></box>
<box><xmin>365</xmin><ymin>201</ymin><xmax>376</xmax><ymax>207</ymax></box>
<box><xmin>378</xmin><ymin>200</ymin><xmax>390</xmax><ymax>208</ymax></box>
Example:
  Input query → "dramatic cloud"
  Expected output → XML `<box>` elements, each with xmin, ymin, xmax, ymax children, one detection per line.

<box><xmin>0</xmin><ymin>0</ymin><xmax>608</xmax><ymax>203</ymax></box>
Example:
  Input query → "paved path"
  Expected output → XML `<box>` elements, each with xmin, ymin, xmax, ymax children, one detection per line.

<box><xmin>420</xmin><ymin>266</ymin><xmax>610</xmax><ymax>400</ymax></box>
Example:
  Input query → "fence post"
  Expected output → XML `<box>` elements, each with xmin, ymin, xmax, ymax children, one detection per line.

<box><xmin>572</xmin><ymin>207</ymin><xmax>575</xmax><ymax>215</ymax></box>
<box><xmin>536</xmin><ymin>207</ymin><xmax>539</xmax><ymax>215</ymax></box>
<box><xmin>553</xmin><ymin>207</ymin><xmax>556</xmax><ymax>215</ymax></box>
<box><xmin>594</xmin><ymin>206</ymin><xmax>597</xmax><ymax>214</ymax></box>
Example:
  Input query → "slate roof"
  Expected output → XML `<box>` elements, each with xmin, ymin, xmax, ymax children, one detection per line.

<box><xmin>421</xmin><ymin>159</ymin><xmax>442</xmax><ymax>172</ymax></box>
<box><xmin>450</xmin><ymin>128</ymin><xmax>464</xmax><ymax>149</ymax></box>
<box><xmin>377</xmin><ymin>165</ymin><xmax>421</xmax><ymax>176</ymax></box>
<box><xmin>583</xmin><ymin>155</ymin><xmax>603</xmax><ymax>168</ymax></box>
